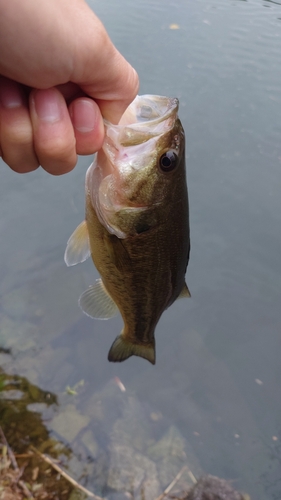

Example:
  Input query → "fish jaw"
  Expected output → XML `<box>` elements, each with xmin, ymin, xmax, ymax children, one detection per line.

<box><xmin>86</xmin><ymin>95</ymin><xmax>184</xmax><ymax>239</ymax></box>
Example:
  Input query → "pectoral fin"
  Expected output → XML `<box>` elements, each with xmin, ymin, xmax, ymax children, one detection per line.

<box><xmin>178</xmin><ymin>282</ymin><xmax>191</xmax><ymax>299</ymax></box>
<box><xmin>108</xmin><ymin>335</ymin><xmax>155</xmax><ymax>365</ymax></box>
<box><xmin>79</xmin><ymin>279</ymin><xmax>119</xmax><ymax>319</ymax></box>
<box><xmin>64</xmin><ymin>220</ymin><xmax>90</xmax><ymax>267</ymax></box>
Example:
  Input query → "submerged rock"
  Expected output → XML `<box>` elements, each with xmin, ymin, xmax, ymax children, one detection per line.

<box><xmin>81</xmin><ymin>429</ymin><xmax>99</xmax><ymax>458</ymax></box>
<box><xmin>110</xmin><ymin>395</ymin><xmax>154</xmax><ymax>453</ymax></box>
<box><xmin>147</xmin><ymin>424</ymin><xmax>186</xmax><ymax>461</ymax></box>
<box><xmin>50</xmin><ymin>404</ymin><xmax>90</xmax><ymax>443</ymax></box>
<box><xmin>185</xmin><ymin>475</ymin><xmax>249</xmax><ymax>500</ymax></box>
<box><xmin>107</xmin><ymin>444</ymin><xmax>160</xmax><ymax>498</ymax></box>
<box><xmin>79</xmin><ymin>379</ymin><xmax>202</xmax><ymax>497</ymax></box>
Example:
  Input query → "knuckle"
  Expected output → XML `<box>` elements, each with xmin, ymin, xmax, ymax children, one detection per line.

<box><xmin>38</xmin><ymin>137</ymin><xmax>77</xmax><ymax>175</ymax></box>
<box><xmin>2</xmin><ymin>122</ymin><xmax>33</xmax><ymax>148</ymax></box>
<box><xmin>2</xmin><ymin>154</ymin><xmax>39</xmax><ymax>173</ymax></box>
<box><xmin>11</xmin><ymin>163</ymin><xmax>39</xmax><ymax>174</ymax></box>
<box><xmin>42</xmin><ymin>156</ymin><xmax>77</xmax><ymax>175</ymax></box>
<box><xmin>0</xmin><ymin>134</ymin><xmax>39</xmax><ymax>173</ymax></box>
<box><xmin>36</xmin><ymin>135</ymin><xmax>76</xmax><ymax>163</ymax></box>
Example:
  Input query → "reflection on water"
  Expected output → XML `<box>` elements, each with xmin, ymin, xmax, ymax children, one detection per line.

<box><xmin>1</xmin><ymin>0</ymin><xmax>281</xmax><ymax>498</ymax></box>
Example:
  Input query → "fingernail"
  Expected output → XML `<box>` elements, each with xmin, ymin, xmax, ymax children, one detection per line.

<box><xmin>33</xmin><ymin>89</ymin><xmax>62</xmax><ymax>123</ymax></box>
<box><xmin>0</xmin><ymin>84</ymin><xmax>22</xmax><ymax>109</ymax></box>
<box><xmin>71</xmin><ymin>99</ymin><xmax>97</xmax><ymax>133</ymax></box>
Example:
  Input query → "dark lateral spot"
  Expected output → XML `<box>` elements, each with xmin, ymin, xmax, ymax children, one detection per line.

<box><xmin>135</xmin><ymin>222</ymin><xmax>150</xmax><ymax>234</ymax></box>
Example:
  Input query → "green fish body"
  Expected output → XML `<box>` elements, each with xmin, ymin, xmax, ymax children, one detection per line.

<box><xmin>65</xmin><ymin>95</ymin><xmax>190</xmax><ymax>364</ymax></box>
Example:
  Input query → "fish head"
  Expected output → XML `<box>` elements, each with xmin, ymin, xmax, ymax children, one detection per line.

<box><xmin>87</xmin><ymin>95</ymin><xmax>186</xmax><ymax>238</ymax></box>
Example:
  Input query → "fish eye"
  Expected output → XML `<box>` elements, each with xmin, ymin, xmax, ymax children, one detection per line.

<box><xmin>159</xmin><ymin>150</ymin><xmax>178</xmax><ymax>172</ymax></box>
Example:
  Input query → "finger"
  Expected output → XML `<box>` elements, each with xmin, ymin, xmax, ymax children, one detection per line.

<box><xmin>0</xmin><ymin>77</ymin><xmax>39</xmax><ymax>173</ymax></box>
<box><xmin>68</xmin><ymin>97</ymin><xmax>104</xmax><ymax>155</ymax></box>
<box><xmin>30</xmin><ymin>87</ymin><xmax>77</xmax><ymax>175</ymax></box>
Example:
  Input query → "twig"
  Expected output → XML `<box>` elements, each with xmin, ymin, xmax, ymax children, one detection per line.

<box><xmin>155</xmin><ymin>465</ymin><xmax>197</xmax><ymax>500</ymax></box>
<box><xmin>31</xmin><ymin>446</ymin><xmax>104</xmax><ymax>500</ymax></box>
<box><xmin>185</xmin><ymin>465</ymin><xmax>197</xmax><ymax>485</ymax></box>
<box><xmin>0</xmin><ymin>425</ymin><xmax>34</xmax><ymax>498</ymax></box>
<box><xmin>19</xmin><ymin>478</ymin><xmax>35</xmax><ymax>499</ymax></box>
<box><xmin>0</xmin><ymin>425</ymin><xmax>18</xmax><ymax>470</ymax></box>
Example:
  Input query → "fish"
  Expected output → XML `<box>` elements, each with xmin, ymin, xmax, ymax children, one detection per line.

<box><xmin>64</xmin><ymin>95</ymin><xmax>190</xmax><ymax>365</ymax></box>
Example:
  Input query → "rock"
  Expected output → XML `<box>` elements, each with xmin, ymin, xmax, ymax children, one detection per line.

<box><xmin>81</xmin><ymin>430</ymin><xmax>99</xmax><ymax>459</ymax></box>
<box><xmin>107</xmin><ymin>444</ymin><xmax>160</xmax><ymax>499</ymax></box>
<box><xmin>147</xmin><ymin>425</ymin><xmax>202</xmax><ymax>489</ymax></box>
<box><xmin>50</xmin><ymin>404</ymin><xmax>90</xmax><ymax>443</ymax></box>
<box><xmin>74</xmin><ymin>379</ymin><xmax>203</xmax><ymax>497</ymax></box>
<box><xmin>110</xmin><ymin>396</ymin><xmax>153</xmax><ymax>453</ymax></box>
<box><xmin>147</xmin><ymin>425</ymin><xmax>186</xmax><ymax>461</ymax></box>
<box><xmin>185</xmin><ymin>475</ymin><xmax>247</xmax><ymax>500</ymax></box>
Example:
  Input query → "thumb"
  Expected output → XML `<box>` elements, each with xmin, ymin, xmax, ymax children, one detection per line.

<box><xmin>81</xmin><ymin>62</ymin><xmax>139</xmax><ymax>124</ymax></box>
<box><xmin>69</xmin><ymin>5</ymin><xmax>139</xmax><ymax>123</ymax></box>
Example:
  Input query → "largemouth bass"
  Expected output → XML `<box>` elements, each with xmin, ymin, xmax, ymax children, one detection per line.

<box><xmin>64</xmin><ymin>95</ymin><xmax>190</xmax><ymax>365</ymax></box>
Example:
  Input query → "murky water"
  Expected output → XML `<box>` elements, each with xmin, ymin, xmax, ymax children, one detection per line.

<box><xmin>0</xmin><ymin>0</ymin><xmax>281</xmax><ymax>498</ymax></box>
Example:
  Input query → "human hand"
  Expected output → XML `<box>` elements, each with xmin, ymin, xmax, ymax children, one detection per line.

<box><xmin>0</xmin><ymin>0</ymin><xmax>139</xmax><ymax>175</ymax></box>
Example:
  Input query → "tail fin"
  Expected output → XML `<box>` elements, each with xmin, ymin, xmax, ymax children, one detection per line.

<box><xmin>108</xmin><ymin>335</ymin><xmax>155</xmax><ymax>365</ymax></box>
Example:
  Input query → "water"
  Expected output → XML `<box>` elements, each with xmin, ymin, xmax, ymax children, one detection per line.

<box><xmin>0</xmin><ymin>0</ymin><xmax>281</xmax><ymax>498</ymax></box>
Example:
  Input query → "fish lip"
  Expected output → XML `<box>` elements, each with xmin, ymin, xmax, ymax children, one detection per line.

<box><xmin>103</xmin><ymin>95</ymin><xmax>179</xmax><ymax>131</ymax></box>
<box><xmin>103</xmin><ymin>95</ymin><xmax>179</xmax><ymax>150</ymax></box>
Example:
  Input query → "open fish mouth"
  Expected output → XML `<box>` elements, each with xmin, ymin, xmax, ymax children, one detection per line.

<box><xmin>104</xmin><ymin>95</ymin><xmax>179</xmax><ymax>148</ymax></box>
<box><xmin>117</xmin><ymin>95</ymin><xmax>179</xmax><ymax>126</ymax></box>
<box><xmin>88</xmin><ymin>94</ymin><xmax>183</xmax><ymax>238</ymax></box>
